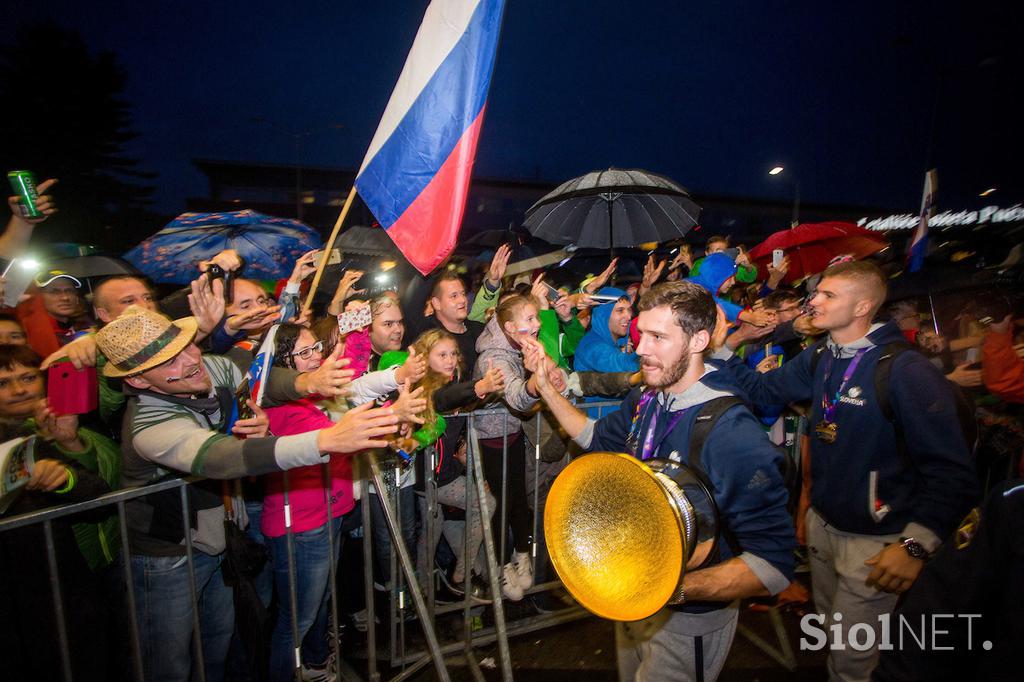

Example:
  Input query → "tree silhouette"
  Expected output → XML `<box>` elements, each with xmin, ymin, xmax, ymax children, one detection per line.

<box><xmin>0</xmin><ymin>22</ymin><xmax>156</xmax><ymax>251</ymax></box>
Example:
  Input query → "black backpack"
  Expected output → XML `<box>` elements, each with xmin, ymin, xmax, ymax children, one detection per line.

<box><xmin>682</xmin><ymin>396</ymin><xmax>797</xmax><ymax>559</ymax></box>
<box><xmin>808</xmin><ymin>340</ymin><xmax>978</xmax><ymax>465</ymax></box>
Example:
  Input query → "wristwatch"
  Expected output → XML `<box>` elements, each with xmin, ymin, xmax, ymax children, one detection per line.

<box><xmin>899</xmin><ymin>536</ymin><xmax>929</xmax><ymax>560</ymax></box>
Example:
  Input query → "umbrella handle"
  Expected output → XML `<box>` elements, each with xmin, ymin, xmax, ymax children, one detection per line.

<box><xmin>303</xmin><ymin>186</ymin><xmax>358</xmax><ymax>312</ymax></box>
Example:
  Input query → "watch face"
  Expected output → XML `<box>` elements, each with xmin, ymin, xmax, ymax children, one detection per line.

<box><xmin>903</xmin><ymin>539</ymin><xmax>927</xmax><ymax>559</ymax></box>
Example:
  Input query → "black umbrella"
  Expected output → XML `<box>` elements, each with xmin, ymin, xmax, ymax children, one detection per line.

<box><xmin>523</xmin><ymin>168</ymin><xmax>700</xmax><ymax>250</ymax></box>
<box><xmin>221</xmin><ymin>517</ymin><xmax>271</xmax><ymax>681</ymax></box>
<box><xmin>50</xmin><ymin>255</ymin><xmax>140</xmax><ymax>279</ymax></box>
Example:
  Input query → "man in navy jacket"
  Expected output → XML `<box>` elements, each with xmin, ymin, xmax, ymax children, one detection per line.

<box><xmin>528</xmin><ymin>281</ymin><xmax>794</xmax><ymax>682</ymax></box>
<box><xmin>719</xmin><ymin>261</ymin><xmax>978</xmax><ymax>682</ymax></box>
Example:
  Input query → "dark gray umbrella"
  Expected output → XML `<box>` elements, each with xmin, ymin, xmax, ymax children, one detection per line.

<box><xmin>523</xmin><ymin>168</ymin><xmax>700</xmax><ymax>249</ymax></box>
<box><xmin>50</xmin><ymin>255</ymin><xmax>140</xmax><ymax>279</ymax></box>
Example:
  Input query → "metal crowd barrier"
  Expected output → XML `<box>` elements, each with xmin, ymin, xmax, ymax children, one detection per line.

<box><xmin>0</xmin><ymin>399</ymin><xmax>805</xmax><ymax>681</ymax></box>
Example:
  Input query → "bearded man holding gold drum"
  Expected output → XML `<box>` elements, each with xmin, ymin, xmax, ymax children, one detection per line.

<box><xmin>524</xmin><ymin>281</ymin><xmax>794</xmax><ymax>682</ymax></box>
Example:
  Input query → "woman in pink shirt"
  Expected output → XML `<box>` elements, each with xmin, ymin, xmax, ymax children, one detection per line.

<box><xmin>262</xmin><ymin>323</ymin><xmax>356</xmax><ymax>681</ymax></box>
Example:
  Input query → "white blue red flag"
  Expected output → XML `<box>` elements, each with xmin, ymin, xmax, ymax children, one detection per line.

<box><xmin>355</xmin><ymin>0</ymin><xmax>505</xmax><ymax>275</ymax></box>
<box><xmin>247</xmin><ymin>324</ymin><xmax>280</xmax><ymax>407</ymax></box>
<box><xmin>907</xmin><ymin>169</ymin><xmax>937</xmax><ymax>273</ymax></box>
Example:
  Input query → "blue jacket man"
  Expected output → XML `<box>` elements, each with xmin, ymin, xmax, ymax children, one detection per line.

<box><xmin>574</xmin><ymin>287</ymin><xmax>639</xmax><ymax>416</ymax></box>
<box><xmin>574</xmin><ymin>287</ymin><xmax>639</xmax><ymax>373</ymax></box>
<box><xmin>718</xmin><ymin>260</ymin><xmax>977</xmax><ymax>682</ymax></box>
<box><xmin>528</xmin><ymin>281</ymin><xmax>795</xmax><ymax>682</ymax></box>
<box><xmin>687</xmin><ymin>253</ymin><xmax>743</xmax><ymax>322</ymax></box>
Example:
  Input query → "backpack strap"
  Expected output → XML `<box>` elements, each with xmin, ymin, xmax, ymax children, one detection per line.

<box><xmin>873</xmin><ymin>342</ymin><xmax>914</xmax><ymax>470</ymax></box>
<box><xmin>687</xmin><ymin>396</ymin><xmax>745</xmax><ymax>558</ymax></box>
<box><xmin>807</xmin><ymin>338</ymin><xmax>829</xmax><ymax>376</ymax></box>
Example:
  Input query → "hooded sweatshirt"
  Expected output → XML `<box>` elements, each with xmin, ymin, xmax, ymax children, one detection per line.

<box><xmin>574</xmin><ymin>287</ymin><xmax>639</xmax><ymax>373</ymax></box>
<box><xmin>473</xmin><ymin>314</ymin><xmax>540</xmax><ymax>439</ymax></box>
<box><xmin>721</xmin><ymin>320</ymin><xmax>978</xmax><ymax>549</ymax></box>
<box><xmin>574</xmin><ymin>366</ymin><xmax>795</xmax><ymax>612</ymax></box>
<box><xmin>687</xmin><ymin>253</ymin><xmax>743</xmax><ymax>322</ymax></box>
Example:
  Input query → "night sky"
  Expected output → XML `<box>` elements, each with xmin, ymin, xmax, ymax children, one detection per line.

<box><xmin>2</xmin><ymin>0</ymin><xmax>1019</xmax><ymax>216</ymax></box>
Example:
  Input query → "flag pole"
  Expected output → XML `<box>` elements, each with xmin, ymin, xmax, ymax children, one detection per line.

<box><xmin>303</xmin><ymin>185</ymin><xmax>358</xmax><ymax>312</ymax></box>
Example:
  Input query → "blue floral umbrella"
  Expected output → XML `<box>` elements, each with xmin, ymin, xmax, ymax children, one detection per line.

<box><xmin>123</xmin><ymin>210</ymin><xmax>322</xmax><ymax>284</ymax></box>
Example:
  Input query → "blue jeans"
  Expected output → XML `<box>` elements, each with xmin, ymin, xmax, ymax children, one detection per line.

<box><xmin>267</xmin><ymin>516</ymin><xmax>342</xmax><ymax>681</ymax></box>
<box><xmin>130</xmin><ymin>551</ymin><xmax>234</xmax><ymax>682</ymax></box>
<box><xmin>369</xmin><ymin>486</ymin><xmax>417</xmax><ymax>587</ymax></box>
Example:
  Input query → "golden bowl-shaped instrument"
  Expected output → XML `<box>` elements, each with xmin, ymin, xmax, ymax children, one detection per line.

<box><xmin>544</xmin><ymin>452</ymin><xmax>718</xmax><ymax>621</ymax></box>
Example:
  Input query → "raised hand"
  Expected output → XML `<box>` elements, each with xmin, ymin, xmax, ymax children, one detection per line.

<box><xmin>766</xmin><ymin>255</ymin><xmax>790</xmax><ymax>288</ymax></box>
<box><xmin>329</xmin><ymin>269</ymin><xmax>366</xmax><ymax>315</ymax></box>
<box><xmin>9</xmin><ymin>178</ymin><xmax>58</xmax><ymax>224</ymax></box>
<box><xmin>739</xmin><ymin>307</ymin><xmax>777</xmax><ymax>329</ymax></box>
<box><xmin>640</xmin><ymin>254</ymin><xmax>666</xmax><ymax>294</ymax></box>
<box><xmin>946</xmin><ymin>362</ymin><xmax>983</xmax><ymax>388</ymax></box>
<box><xmin>189</xmin><ymin>273</ymin><xmax>226</xmax><ymax>339</ymax></box>
<box><xmin>392</xmin><ymin>378</ymin><xmax>427</xmax><ymax>425</ymax></box>
<box><xmin>519</xmin><ymin>335</ymin><xmax>545</xmax><ymax>374</ymax></box>
<box><xmin>585</xmin><ymin>257</ymin><xmax>619</xmax><ymax>293</ymax></box>
<box><xmin>289</xmin><ymin>249</ymin><xmax>321</xmax><ymax>284</ymax></box>
<box><xmin>41</xmin><ymin>334</ymin><xmax>98</xmax><ymax>370</ymax></box>
<box><xmin>299</xmin><ymin>343</ymin><xmax>353</xmax><ymax>397</ymax></box>
<box><xmin>530</xmin><ymin>273</ymin><xmax>551</xmax><ymax>310</ymax></box>
<box><xmin>395</xmin><ymin>345</ymin><xmax>427</xmax><ymax>384</ymax></box>
<box><xmin>734</xmin><ymin>246</ymin><xmax>751</xmax><ymax>267</ymax></box>
<box><xmin>669</xmin><ymin>244</ymin><xmax>693</xmax><ymax>271</ymax></box>
<box><xmin>34</xmin><ymin>400</ymin><xmax>84</xmax><ymax>451</ymax></box>
<box><xmin>199</xmin><ymin>248</ymin><xmax>243</xmax><ymax>274</ymax></box>
<box><xmin>232</xmin><ymin>400</ymin><xmax>269</xmax><ymax>438</ymax></box>
<box><xmin>487</xmin><ymin>243</ymin><xmax>513</xmax><ymax>287</ymax></box>
<box><xmin>317</xmin><ymin>401</ymin><xmax>400</xmax><ymax>453</ymax></box>
<box><xmin>225</xmin><ymin>304</ymin><xmax>282</xmax><ymax>335</ymax></box>
<box><xmin>553</xmin><ymin>293</ymin><xmax>573</xmax><ymax>322</ymax></box>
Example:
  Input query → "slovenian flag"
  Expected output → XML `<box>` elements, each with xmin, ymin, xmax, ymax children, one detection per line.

<box><xmin>907</xmin><ymin>169</ymin><xmax>937</xmax><ymax>273</ymax></box>
<box><xmin>355</xmin><ymin>0</ymin><xmax>505</xmax><ymax>276</ymax></box>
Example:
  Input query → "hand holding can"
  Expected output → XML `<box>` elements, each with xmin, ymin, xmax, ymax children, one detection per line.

<box><xmin>7</xmin><ymin>171</ymin><xmax>58</xmax><ymax>222</ymax></box>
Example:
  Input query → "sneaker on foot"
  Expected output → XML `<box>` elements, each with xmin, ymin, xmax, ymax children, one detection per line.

<box><xmin>501</xmin><ymin>562</ymin><xmax>524</xmax><ymax>601</ymax></box>
<box><xmin>512</xmin><ymin>550</ymin><xmax>534</xmax><ymax>591</ymax></box>
<box><xmin>301</xmin><ymin>653</ymin><xmax>336</xmax><ymax>681</ymax></box>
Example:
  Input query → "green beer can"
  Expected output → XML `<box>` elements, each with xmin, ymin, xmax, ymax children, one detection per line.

<box><xmin>7</xmin><ymin>170</ymin><xmax>42</xmax><ymax>219</ymax></box>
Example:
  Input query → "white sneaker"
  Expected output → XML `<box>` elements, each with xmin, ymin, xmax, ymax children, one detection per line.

<box><xmin>501</xmin><ymin>562</ymin><xmax>524</xmax><ymax>601</ymax></box>
<box><xmin>512</xmin><ymin>550</ymin><xmax>534</xmax><ymax>591</ymax></box>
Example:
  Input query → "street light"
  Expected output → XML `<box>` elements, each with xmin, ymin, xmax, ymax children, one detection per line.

<box><xmin>768</xmin><ymin>166</ymin><xmax>800</xmax><ymax>226</ymax></box>
<box><xmin>980</xmin><ymin>188</ymin><xmax>997</xmax><ymax>197</ymax></box>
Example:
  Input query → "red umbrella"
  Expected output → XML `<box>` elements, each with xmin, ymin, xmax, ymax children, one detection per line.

<box><xmin>747</xmin><ymin>221</ymin><xmax>889</xmax><ymax>284</ymax></box>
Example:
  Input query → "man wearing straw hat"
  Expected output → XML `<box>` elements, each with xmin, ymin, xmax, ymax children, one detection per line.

<box><xmin>96</xmin><ymin>305</ymin><xmax>402</xmax><ymax>682</ymax></box>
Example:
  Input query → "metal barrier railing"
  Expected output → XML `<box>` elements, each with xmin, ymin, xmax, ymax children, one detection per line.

<box><xmin>0</xmin><ymin>398</ymin><xmax>807</xmax><ymax>681</ymax></box>
<box><xmin>0</xmin><ymin>399</ymin><xmax>622</xmax><ymax>682</ymax></box>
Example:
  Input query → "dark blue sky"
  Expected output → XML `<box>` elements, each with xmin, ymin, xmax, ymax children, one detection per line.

<box><xmin>3</xmin><ymin>1</ymin><xmax>1018</xmax><ymax>215</ymax></box>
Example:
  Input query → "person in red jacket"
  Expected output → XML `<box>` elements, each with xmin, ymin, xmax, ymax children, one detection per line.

<box><xmin>15</xmin><ymin>270</ymin><xmax>91</xmax><ymax>359</ymax></box>
<box><xmin>981</xmin><ymin>314</ymin><xmax>1024</xmax><ymax>403</ymax></box>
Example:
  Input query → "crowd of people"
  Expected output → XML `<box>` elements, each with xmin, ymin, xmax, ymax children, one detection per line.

<box><xmin>1</xmin><ymin>182</ymin><xmax>1022</xmax><ymax>682</ymax></box>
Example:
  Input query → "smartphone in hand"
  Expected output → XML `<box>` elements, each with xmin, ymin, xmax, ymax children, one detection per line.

<box><xmin>46</xmin><ymin>362</ymin><xmax>99</xmax><ymax>415</ymax></box>
<box><xmin>2</xmin><ymin>258</ymin><xmax>40</xmax><ymax>308</ymax></box>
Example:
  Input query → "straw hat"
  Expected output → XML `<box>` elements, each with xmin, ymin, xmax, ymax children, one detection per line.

<box><xmin>96</xmin><ymin>305</ymin><xmax>198</xmax><ymax>378</ymax></box>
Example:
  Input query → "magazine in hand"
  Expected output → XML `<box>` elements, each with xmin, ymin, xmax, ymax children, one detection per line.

<box><xmin>0</xmin><ymin>436</ymin><xmax>38</xmax><ymax>514</ymax></box>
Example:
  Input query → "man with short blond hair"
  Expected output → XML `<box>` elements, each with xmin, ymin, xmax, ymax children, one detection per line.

<box><xmin>723</xmin><ymin>260</ymin><xmax>977</xmax><ymax>681</ymax></box>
